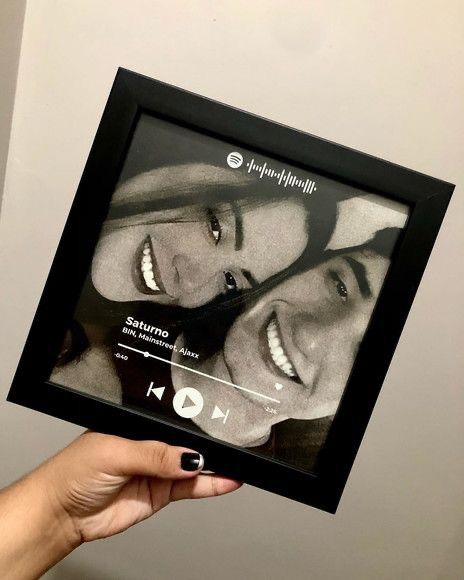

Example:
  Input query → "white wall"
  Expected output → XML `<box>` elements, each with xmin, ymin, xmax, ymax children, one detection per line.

<box><xmin>1</xmin><ymin>2</ymin><xmax>463</xmax><ymax>578</ymax></box>
<box><xmin>0</xmin><ymin>0</ymin><xmax>26</xmax><ymax>207</ymax></box>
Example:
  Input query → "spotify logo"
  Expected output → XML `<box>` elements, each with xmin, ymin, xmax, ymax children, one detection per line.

<box><xmin>227</xmin><ymin>151</ymin><xmax>243</xmax><ymax>169</ymax></box>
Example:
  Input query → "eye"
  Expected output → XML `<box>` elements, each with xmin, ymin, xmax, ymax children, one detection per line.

<box><xmin>223</xmin><ymin>271</ymin><xmax>238</xmax><ymax>292</ymax></box>
<box><xmin>206</xmin><ymin>208</ymin><xmax>221</xmax><ymax>245</ymax></box>
<box><xmin>329</xmin><ymin>270</ymin><xmax>348</xmax><ymax>303</ymax></box>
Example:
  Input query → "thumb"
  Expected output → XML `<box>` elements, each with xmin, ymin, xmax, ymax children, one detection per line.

<box><xmin>98</xmin><ymin>436</ymin><xmax>205</xmax><ymax>480</ymax></box>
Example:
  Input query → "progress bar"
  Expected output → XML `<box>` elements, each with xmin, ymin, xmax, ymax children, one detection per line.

<box><xmin>117</xmin><ymin>343</ymin><xmax>281</xmax><ymax>404</ymax></box>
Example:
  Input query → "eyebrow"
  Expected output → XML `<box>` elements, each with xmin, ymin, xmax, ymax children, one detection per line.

<box><xmin>343</xmin><ymin>256</ymin><xmax>372</xmax><ymax>299</ymax></box>
<box><xmin>228</xmin><ymin>203</ymin><xmax>257</xmax><ymax>288</ymax></box>
<box><xmin>231</xmin><ymin>202</ymin><xmax>244</xmax><ymax>251</ymax></box>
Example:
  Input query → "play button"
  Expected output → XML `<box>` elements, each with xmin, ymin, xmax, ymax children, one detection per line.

<box><xmin>172</xmin><ymin>387</ymin><xmax>204</xmax><ymax>419</ymax></box>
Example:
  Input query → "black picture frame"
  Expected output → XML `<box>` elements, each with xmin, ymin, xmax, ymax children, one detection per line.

<box><xmin>7</xmin><ymin>68</ymin><xmax>453</xmax><ymax>513</ymax></box>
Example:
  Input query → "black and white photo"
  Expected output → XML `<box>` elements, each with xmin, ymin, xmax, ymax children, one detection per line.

<box><xmin>8</xmin><ymin>69</ymin><xmax>452</xmax><ymax>511</ymax></box>
<box><xmin>50</xmin><ymin>113</ymin><xmax>408</xmax><ymax>472</ymax></box>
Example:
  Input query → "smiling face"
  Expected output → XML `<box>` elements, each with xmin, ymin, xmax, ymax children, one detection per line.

<box><xmin>91</xmin><ymin>169</ymin><xmax>309</xmax><ymax>309</ymax></box>
<box><xmin>172</xmin><ymin>249</ymin><xmax>390</xmax><ymax>446</ymax></box>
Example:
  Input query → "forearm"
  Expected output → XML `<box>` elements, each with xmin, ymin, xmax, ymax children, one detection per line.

<box><xmin>0</xmin><ymin>471</ymin><xmax>79</xmax><ymax>579</ymax></box>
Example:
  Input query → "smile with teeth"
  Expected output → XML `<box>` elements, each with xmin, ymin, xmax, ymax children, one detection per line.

<box><xmin>140</xmin><ymin>239</ymin><xmax>161</xmax><ymax>292</ymax></box>
<box><xmin>266</xmin><ymin>316</ymin><xmax>299</xmax><ymax>380</ymax></box>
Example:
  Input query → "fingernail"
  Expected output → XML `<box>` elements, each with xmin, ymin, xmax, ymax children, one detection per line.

<box><xmin>181</xmin><ymin>452</ymin><xmax>204</xmax><ymax>472</ymax></box>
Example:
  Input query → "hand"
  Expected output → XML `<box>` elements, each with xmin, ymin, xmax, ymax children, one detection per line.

<box><xmin>0</xmin><ymin>432</ymin><xmax>241</xmax><ymax>579</ymax></box>
<box><xmin>42</xmin><ymin>431</ymin><xmax>241</xmax><ymax>542</ymax></box>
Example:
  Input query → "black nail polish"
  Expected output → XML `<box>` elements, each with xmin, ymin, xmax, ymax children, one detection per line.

<box><xmin>181</xmin><ymin>452</ymin><xmax>204</xmax><ymax>471</ymax></box>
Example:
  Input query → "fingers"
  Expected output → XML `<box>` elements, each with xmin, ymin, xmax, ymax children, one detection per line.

<box><xmin>170</xmin><ymin>474</ymin><xmax>243</xmax><ymax>501</ymax></box>
<box><xmin>120</xmin><ymin>440</ymin><xmax>206</xmax><ymax>480</ymax></box>
<box><xmin>72</xmin><ymin>434</ymin><xmax>241</xmax><ymax>506</ymax></box>
<box><xmin>80</xmin><ymin>433</ymin><xmax>205</xmax><ymax>480</ymax></box>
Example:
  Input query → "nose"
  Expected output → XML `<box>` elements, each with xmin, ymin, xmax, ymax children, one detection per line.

<box><xmin>290</xmin><ymin>310</ymin><xmax>358</xmax><ymax>411</ymax></box>
<box><xmin>172</xmin><ymin>254</ymin><xmax>202</xmax><ymax>294</ymax></box>
<box><xmin>291</xmin><ymin>312</ymin><xmax>327</xmax><ymax>360</ymax></box>
<box><xmin>291</xmin><ymin>311</ymin><xmax>356</xmax><ymax>374</ymax></box>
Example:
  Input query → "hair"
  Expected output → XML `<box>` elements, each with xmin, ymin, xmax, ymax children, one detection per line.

<box><xmin>323</xmin><ymin>226</ymin><xmax>402</xmax><ymax>261</ymax></box>
<box><xmin>76</xmin><ymin>163</ymin><xmax>342</xmax><ymax>328</ymax></box>
<box><xmin>104</xmin><ymin>170</ymin><xmax>339</xmax><ymax>261</ymax></box>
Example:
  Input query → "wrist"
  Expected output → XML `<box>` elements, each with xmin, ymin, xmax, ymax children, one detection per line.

<box><xmin>33</xmin><ymin>464</ymin><xmax>84</xmax><ymax>552</ymax></box>
<box><xmin>0</xmin><ymin>470</ymin><xmax>81</xmax><ymax>579</ymax></box>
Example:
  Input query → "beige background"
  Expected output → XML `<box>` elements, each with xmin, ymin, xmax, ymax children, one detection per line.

<box><xmin>0</xmin><ymin>0</ymin><xmax>26</xmax><ymax>206</ymax></box>
<box><xmin>1</xmin><ymin>2</ymin><xmax>463</xmax><ymax>579</ymax></box>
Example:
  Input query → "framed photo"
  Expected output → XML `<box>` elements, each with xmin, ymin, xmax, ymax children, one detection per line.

<box><xmin>7</xmin><ymin>68</ymin><xmax>453</xmax><ymax>512</ymax></box>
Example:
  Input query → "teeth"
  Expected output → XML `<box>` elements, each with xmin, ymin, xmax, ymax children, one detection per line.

<box><xmin>266</xmin><ymin>317</ymin><xmax>297</xmax><ymax>379</ymax></box>
<box><xmin>141</xmin><ymin>241</ymin><xmax>160</xmax><ymax>291</ymax></box>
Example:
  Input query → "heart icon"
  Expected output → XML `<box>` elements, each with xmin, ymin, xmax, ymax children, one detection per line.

<box><xmin>275</xmin><ymin>382</ymin><xmax>284</xmax><ymax>391</ymax></box>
